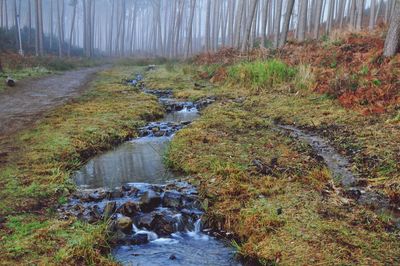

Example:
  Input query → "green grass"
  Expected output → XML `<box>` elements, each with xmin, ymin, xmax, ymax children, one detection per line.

<box><xmin>160</xmin><ymin>60</ymin><xmax>400</xmax><ymax>265</ymax></box>
<box><xmin>0</xmin><ymin>64</ymin><xmax>163</xmax><ymax>264</ymax></box>
<box><xmin>227</xmin><ymin>60</ymin><xmax>296</xmax><ymax>91</ymax></box>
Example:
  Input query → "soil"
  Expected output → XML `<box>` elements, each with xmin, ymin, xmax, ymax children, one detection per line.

<box><xmin>0</xmin><ymin>66</ymin><xmax>106</xmax><ymax>137</ymax></box>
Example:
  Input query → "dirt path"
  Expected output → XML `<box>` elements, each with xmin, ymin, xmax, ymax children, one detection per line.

<box><xmin>0</xmin><ymin>66</ymin><xmax>106</xmax><ymax>137</ymax></box>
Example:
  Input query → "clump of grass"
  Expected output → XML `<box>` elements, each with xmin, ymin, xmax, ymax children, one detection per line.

<box><xmin>293</xmin><ymin>64</ymin><xmax>315</xmax><ymax>91</ymax></box>
<box><xmin>227</xmin><ymin>60</ymin><xmax>296</xmax><ymax>91</ymax></box>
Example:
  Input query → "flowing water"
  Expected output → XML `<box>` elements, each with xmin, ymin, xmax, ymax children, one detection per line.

<box><xmin>65</xmin><ymin>91</ymin><xmax>240</xmax><ymax>266</ymax></box>
<box><xmin>277</xmin><ymin>124</ymin><xmax>400</xmax><ymax>227</ymax></box>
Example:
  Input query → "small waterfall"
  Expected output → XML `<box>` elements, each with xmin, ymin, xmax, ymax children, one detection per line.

<box><xmin>133</xmin><ymin>223</ymin><xmax>158</xmax><ymax>241</ymax></box>
<box><xmin>194</xmin><ymin>219</ymin><xmax>202</xmax><ymax>234</ymax></box>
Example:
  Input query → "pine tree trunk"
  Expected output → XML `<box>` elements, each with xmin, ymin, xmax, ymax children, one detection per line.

<box><xmin>356</xmin><ymin>0</ymin><xmax>364</xmax><ymax>30</ymax></box>
<box><xmin>369</xmin><ymin>0</ymin><xmax>376</xmax><ymax>29</ymax></box>
<box><xmin>384</xmin><ymin>0</ymin><xmax>400</xmax><ymax>56</ymax></box>
<box><xmin>279</xmin><ymin>0</ymin><xmax>295</xmax><ymax>47</ymax></box>
<box><xmin>186</xmin><ymin>0</ymin><xmax>196</xmax><ymax>58</ymax></box>
<box><xmin>272</xmin><ymin>0</ymin><xmax>282</xmax><ymax>48</ymax></box>
<box><xmin>298</xmin><ymin>0</ymin><xmax>308</xmax><ymax>41</ymax></box>
<box><xmin>68</xmin><ymin>1</ymin><xmax>77</xmax><ymax>57</ymax></box>
<box><xmin>350</xmin><ymin>0</ymin><xmax>356</xmax><ymax>27</ymax></box>
<box><xmin>34</xmin><ymin>0</ymin><xmax>39</xmax><ymax>55</ymax></box>
<box><xmin>241</xmin><ymin>0</ymin><xmax>258</xmax><ymax>52</ymax></box>
<box><xmin>57</xmin><ymin>0</ymin><xmax>62</xmax><ymax>57</ymax></box>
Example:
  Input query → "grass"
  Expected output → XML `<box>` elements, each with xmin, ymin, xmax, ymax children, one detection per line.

<box><xmin>0</xmin><ymin>50</ymin><xmax>398</xmax><ymax>264</ymax></box>
<box><xmin>0</xmin><ymin>54</ymin><xmax>107</xmax><ymax>92</ymax></box>
<box><xmin>227</xmin><ymin>60</ymin><xmax>296</xmax><ymax>91</ymax></box>
<box><xmin>161</xmin><ymin>59</ymin><xmax>400</xmax><ymax>265</ymax></box>
<box><xmin>0</xmin><ymin>64</ymin><xmax>163</xmax><ymax>264</ymax></box>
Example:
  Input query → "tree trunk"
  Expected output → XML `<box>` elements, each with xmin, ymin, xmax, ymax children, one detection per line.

<box><xmin>68</xmin><ymin>0</ymin><xmax>77</xmax><ymax>57</ymax></box>
<box><xmin>241</xmin><ymin>0</ymin><xmax>258</xmax><ymax>52</ymax></box>
<box><xmin>57</xmin><ymin>0</ymin><xmax>63</xmax><ymax>57</ymax></box>
<box><xmin>356</xmin><ymin>0</ymin><xmax>364</xmax><ymax>30</ymax></box>
<box><xmin>4</xmin><ymin>0</ymin><xmax>7</xmax><ymax>30</ymax></box>
<box><xmin>0</xmin><ymin>0</ymin><xmax>3</xmax><ymax>29</ymax></box>
<box><xmin>273</xmin><ymin>0</ymin><xmax>283</xmax><ymax>48</ymax></box>
<box><xmin>279</xmin><ymin>0</ymin><xmax>295</xmax><ymax>47</ymax></box>
<box><xmin>205</xmin><ymin>0</ymin><xmax>211</xmax><ymax>51</ymax></box>
<box><xmin>186</xmin><ymin>0</ymin><xmax>196</xmax><ymax>58</ymax></box>
<box><xmin>50</xmin><ymin>0</ymin><xmax>53</xmax><ymax>50</ymax></box>
<box><xmin>34</xmin><ymin>0</ymin><xmax>39</xmax><ymax>55</ymax></box>
<box><xmin>298</xmin><ymin>0</ymin><xmax>308</xmax><ymax>41</ymax></box>
<box><xmin>261</xmin><ymin>0</ymin><xmax>269</xmax><ymax>47</ymax></box>
<box><xmin>384</xmin><ymin>0</ymin><xmax>400</xmax><ymax>56</ymax></box>
<box><xmin>326</xmin><ymin>0</ymin><xmax>335</xmax><ymax>34</ymax></box>
<box><xmin>350</xmin><ymin>0</ymin><xmax>356</xmax><ymax>27</ymax></box>
<box><xmin>369</xmin><ymin>0</ymin><xmax>376</xmax><ymax>30</ymax></box>
<box><xmin>109</xmin><ymin>0</ymin><xmax>114</xmax><ymax>56</ymax></box>
<box><xmin>234</xmin><ymin>0</ymin><xmax>245</xmax><ymax>48</ymax></box>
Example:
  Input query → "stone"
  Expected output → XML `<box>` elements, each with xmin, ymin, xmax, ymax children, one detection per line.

<box><xmin>89</xmin><ymin>191</ymin><xmax>106</xmax><ymax>202</ymax></box>
<box><xmin>130</xmin><ymin>233</ymin><xmax>149</xmax><ymax>245</ymax></box>
<box><xmin>140</xmin><ymin>190</ymin><xmax>162</xmax><ymax>212</ymax></box>
<box><xmin>118</xmin><ymin>201</ymin><xmax>140</xmax><ymax>217</ymax></box>
<box><xmin>117</xmin><ymin>216</ymin><xmax>133</xmax><ymax>234</ymax></box>
<box><xmin>103</xmin><ymin>201</ymin><xmax>116</xmax><ymax>220</ymax></box>
<box><xmin>169</xmin><ymin>254</ymin><xmax>177</xmax><ymax>260</ymax></box>
<box><xmin>136</xmin><ymin>213</ymin><xmax>155</xmax><ymax>230</ymax></box>
<box><xmin>162</xmin><ymin>191</ymin><xmax>183</xmax><ymax>209</ymax></box>
<box><xmin>121</xmin><ymin>184</ymin><xmax>131</xmax><ymax>192</ymax></box>
<box><xmin>151</xmin><ymin>213</ymin><xmax>176</xmax><ymax>236</ymax></box>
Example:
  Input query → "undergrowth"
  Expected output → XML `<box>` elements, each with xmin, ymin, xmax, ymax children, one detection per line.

<box><xmin>227</xmin><ymin>60</ymin><xmax>296</xmax><ymax>91</ymax></box>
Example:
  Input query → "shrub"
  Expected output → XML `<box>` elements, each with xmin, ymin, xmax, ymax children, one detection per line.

<box><xmin>227</xmin><ymin>60</ymin><xmax>296</xmax><ymax>90</ymax></box>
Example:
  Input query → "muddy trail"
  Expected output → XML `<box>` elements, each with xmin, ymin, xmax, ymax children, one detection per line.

<box><xmin>0</xmin><ymin>66</ymin><xmax>106</xmax><ymax>137</ymax></box>
<box><xmin>277</xmin><ymin>124</ymin><xmax>400</xmax><ymax>227</ymax></box>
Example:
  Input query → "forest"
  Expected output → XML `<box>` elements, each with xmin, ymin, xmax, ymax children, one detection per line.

<box><xmin>0</xmin><ymin>0</ymin><xmax>399</xmax><ymax>265</ymax></box>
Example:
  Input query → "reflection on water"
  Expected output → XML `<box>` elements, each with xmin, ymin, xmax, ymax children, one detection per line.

<box><xmin>74</xmin><ymin>108</ymin><xmax>199</xmax><ymax>190</ymax></box>
<box><xmin>74</xmin><ymin>137</ymin><xmax>174</xmax><ymax>189</ymax></box>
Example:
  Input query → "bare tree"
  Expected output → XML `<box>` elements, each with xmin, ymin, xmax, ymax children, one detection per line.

<box><xmin>313</xmin><ymin>0</ymin><xmax>324</xmax><ymax>38</ymax></box>
<box><xmin>280</xmin><ymin>0</ymin><xmax>295</xmax><ymax>47</ymax></box>
<box><xmin>186</xmin><ymin>0</ymin><xmax>197</xmax><ymax>58</ymax></box>
<box><xmin>273</xmin><ymin>0</ymin><xmax>283</xmax><ymax>48</ymax></box>
<box><xmin>241</xmin><ymin>0</ymin><xmax>259</xmax><ymax>51</ymax></box>
<box><xmin>356</xmin><ymin>0</ymin><xmax>365</xmax><ymax>30</ymax></box>
<box><xmin>298</xmin><ymin>0</ymin><xmax>308</xmax><ymax>41</ymax></box>
<box><xmin>384</xmin><ymin>0</ymin><xmax>400</xmax><ymax>57</ymax></box>
<box><xmin>68</xmin><ymin>0</ymin><xmax>77</xmax><ymax>56</ymax></box>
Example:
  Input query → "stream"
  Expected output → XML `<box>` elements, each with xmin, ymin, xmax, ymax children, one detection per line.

<box><xmin>277</xmin><ymin>124</ymin><xmax>400</xmax><ymax>227</ymax></box>
<box><xmin>60</xmin><ymin>88</ymin><xmax>240</xmax><ymax>265</ymax></box>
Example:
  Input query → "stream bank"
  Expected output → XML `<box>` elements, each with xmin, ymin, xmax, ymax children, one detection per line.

<box><xmin>59</xmin><ymin>85</ymin><xmax>240</xmax><ymax>265</ymax></box>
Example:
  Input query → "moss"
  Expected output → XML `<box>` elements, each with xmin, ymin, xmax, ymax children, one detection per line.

<box><xmin>164</xmin><ymin>62</ymin><xmax>400</xmax><ymax>265</ymax></box>
<box><xmin>0</xmin><ymin>64</ymin><xmax>163</xmax><ymax>264</ymax></box>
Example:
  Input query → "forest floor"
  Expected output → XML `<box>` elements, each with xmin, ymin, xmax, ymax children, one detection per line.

<box><xmin>0</xmin><ymin>32</ymin><xmax>399</xmax><ymax>265</ymax></box>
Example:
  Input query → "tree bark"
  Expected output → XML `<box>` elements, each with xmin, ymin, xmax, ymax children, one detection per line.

<box><xmin>384</xmin><ymin>0</ymin><xmax>400</xmax><ymax>56</ymax></box>
<box><xmin>34</xmin><ymin>0</ymin><xmax>39</xmax><ymax>55</ymax></box>
<box><xmin>57</xmin><ymin>0</ymin><xmax>63</xmax><ymax>57</ymax></box>
<box><xmin>272</xmin><ymin>0</ymin><xmax>283</xmax><ymax>48</ymax></box>
<box><xmin>298</xmin><ymin>0</ymin><xmax>308</xmax><ymax>41</ymax></box>
<box><xmin>186</xmin><ymin>0</ymin><xmax>196</xmax><ymax>58</ymax></box>
<box><xmin>241</xmin><ymin>0</ymin><xmax>258</xmax><ymax>52</ymax></box>
<box><xmin>68</xmin><ymin>0</ymin><xmax>77</xmax><ymax>57</ymax></box>
<box><xmin>279</xmin><ymin>0</ymin><xmax>295</xmax><ymax>47</ymax></box>
<box><xmin>356</xmin><ymin>0</ymin><xmax>364</xmax><ymax>30</ymax></box>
